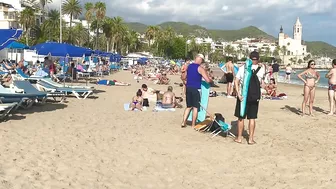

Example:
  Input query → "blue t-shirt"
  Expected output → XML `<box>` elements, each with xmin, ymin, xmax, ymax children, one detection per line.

<box><xmin>186</xmin><ymin>63</ymin><xmax>202</xmax><ymax>89</ymax></box>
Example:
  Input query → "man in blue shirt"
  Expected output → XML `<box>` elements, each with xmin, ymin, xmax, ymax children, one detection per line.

<box><xmin>181</xmin><ymin>54</ymin><xmax>212</xmax><ymax>128</ymax></box>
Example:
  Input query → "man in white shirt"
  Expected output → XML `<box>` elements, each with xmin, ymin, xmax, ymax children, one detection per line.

<box><xmin>234</xmin><ymin>51</ymin><xmax>265</xmax><ymax>145</ymax></box>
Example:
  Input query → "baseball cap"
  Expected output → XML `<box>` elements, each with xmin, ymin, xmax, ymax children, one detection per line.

<box><xmin>196</xmin><ymin>54</ymin><xmax>205</xmax><ymax>60</ymax></box>
<box><xmin>249</xmin><ymin>51</ymin><xmax>259</xmax><ymax>60</ymax></box>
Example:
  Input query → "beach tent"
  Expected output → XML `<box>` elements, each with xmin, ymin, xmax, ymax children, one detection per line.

<box><xmin>32</xmin><ymin>42</ymin><xmax>93</xmax><ymax>57</ymax></box>
<box><xmin>0</xmin><ymin>29</ymin><xmax>23</xmax><ymax>51</ymax></box>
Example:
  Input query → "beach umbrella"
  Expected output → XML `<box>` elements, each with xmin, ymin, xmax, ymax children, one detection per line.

<box><xmin>0</xmin><ymin>29</ymin><xmax>23</xmax><ymax>51</ymax></box>
<box><xmin>32</xmin><ymin>42</ymin><xmax>93</xmax><ymax>57</ymax></box>
<box><xmin>6</xmin><ymin>41</ymin><xmax>29</xmax><ymax>49</ymax></box>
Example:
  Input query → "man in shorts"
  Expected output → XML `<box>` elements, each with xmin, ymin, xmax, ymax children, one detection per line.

<box><xmin>224</xmin><ymin>57</ymin><xmax>234</xmax><ymax>97</ymax></box>
<box><xmin>234</xmin><ymin>51</ymin><xmax>265</xmax><ymax>145</ymax></box>
<box><xmin>326</xmin><ymin>59</ymin><xmax>336</xmax><ymax>115</ymax></box>
<box><xmin>181</xmin><ymin>54</ymin><xmax>212</xmax><ymax>128</ymax></box>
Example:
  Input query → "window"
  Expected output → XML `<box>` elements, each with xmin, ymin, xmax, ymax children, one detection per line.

<box><xmin>297</xmin><ymin>28</ymin><xmax>299</xmax><ymax>32</ymax></box>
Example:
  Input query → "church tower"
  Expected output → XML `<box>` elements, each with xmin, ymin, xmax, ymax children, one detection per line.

<box><xmin>293</xmin><ymin>17</ymin><xmax>302</xmax><ymax>41</ymax></box>
<box><xmin>278</xmin><ymin>25</ymin><xmax>284</xmax><ymax>47</ymax></box>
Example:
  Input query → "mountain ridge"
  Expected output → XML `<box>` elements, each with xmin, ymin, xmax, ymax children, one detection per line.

<box><xmin>125</xmin><ymin>21</ymin><xmax>336</xmax><ymax>57</ymax></box>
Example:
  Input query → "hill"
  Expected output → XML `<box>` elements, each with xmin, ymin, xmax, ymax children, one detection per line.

<box><xmin>126</xmin><ymin>21</ymin><xmax>336</xmax><ymax>57</ymax></box>
<box><xmin>305</xmin><ymin>41</ymin><xmax>336</xmax><ymax>58</ymax></box>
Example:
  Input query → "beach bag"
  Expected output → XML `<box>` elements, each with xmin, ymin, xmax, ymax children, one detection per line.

<box><xmin>209</xmin><ymin>113</ymin><xmax>225</xmax><ymax>132</ymax></box>
<box><xmin>247</xmin><ymin>67</ymin><xmax>261</xmax><ymax>102</ymax></box>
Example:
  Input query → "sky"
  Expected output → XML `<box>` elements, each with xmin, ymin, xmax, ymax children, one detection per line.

<box><xmin>50</xmin><ymin>0</ymin><xmax>336</xmax><ymax>46</ymax></box>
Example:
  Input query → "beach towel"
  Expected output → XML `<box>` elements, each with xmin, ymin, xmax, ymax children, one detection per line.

<box><xmin>153</xmin><ymin>106</ymin><xmax>176</xmax><ymax>112</ymax></box>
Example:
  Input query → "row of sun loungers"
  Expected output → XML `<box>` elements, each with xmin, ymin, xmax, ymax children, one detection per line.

<box><xmin>0</xmin><ymin>69</ymin><xmax>96</xmax><ymax>122</ymax></box>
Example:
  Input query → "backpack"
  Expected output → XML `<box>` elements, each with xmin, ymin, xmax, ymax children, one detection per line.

<box><xmin>247</xmin><ymin>67</ymin><xmax>261</xmax><ymax>102</ymax></box>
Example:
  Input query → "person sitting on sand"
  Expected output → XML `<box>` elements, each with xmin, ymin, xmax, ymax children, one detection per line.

<box><xmin>297</xmin><ymin>60</ymin><xmax>320</xmax><ymax>116</ymax></box>
<box><xmin>141</xmin><ymin>84</ymin><xmax>158</xmax><ymax>107</ymax></box>
<box><xmin>265</xmin><ymin>78</ymin><xmax>277</xmax><ymax>97</ymax></box>
<box><xmin>162</xmin><ymin>86</ymin><xmax>179</xmax><ymax>108</ymax></box>
<box><xmin>158</xmin><ymin>72</ymin><xmax>170</xmax><ymax>85</ymax></box>
<box><xmin>130</xmin><ymin>89</ymin><xmax>143</xmax><ymax>111</ymax></box>
<box><xmin>325</xmin><ymin>59</ymin><xmax>336</xmax><ymax>115</ymax></box>
<box><xmin>96</xmin><ymin>78</ymin><xmax>130</xmax><ymax>86</ymax></box>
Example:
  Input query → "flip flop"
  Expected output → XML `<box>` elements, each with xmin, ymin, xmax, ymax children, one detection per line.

<box><xmin>181</xmin><ymin>124</ymin><xmax>187</xmax><ymax>128</ymax></box>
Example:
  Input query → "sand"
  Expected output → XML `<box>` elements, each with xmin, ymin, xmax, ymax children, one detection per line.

<box><xmin>1</xmin><ymin>70</ymin><xmax>336</xmax><ymax>189</ymax></box>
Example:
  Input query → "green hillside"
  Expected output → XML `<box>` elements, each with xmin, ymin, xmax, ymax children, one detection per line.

<box><xmin>305</xmin><ymin>41</ymin><xmax>336</xmax><ymax>58</ymax></box>
<box><xmin>126</xmin><ymin>21</ymin><xmax>336</xmax><ymax>57</ymax></box>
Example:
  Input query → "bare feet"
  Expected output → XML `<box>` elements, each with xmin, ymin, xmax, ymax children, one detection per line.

<box><xmin>234</xmin><ymin>138</ymin><xmax>242</xmax><ymax>144</ymax></box>
<box><xmin>181</xmin><ymin>123</ymin><xmax>186</xmax><ymax>128</ymax></box>
<box><xmin>248</xmin><ymin>140</ymin><xmax>256</xmax><ymax>145</ymax></box>
<box><xmin>328</xmin><ymin>112</ymin><xmax>334</xmax><ymax>116</ymax></box>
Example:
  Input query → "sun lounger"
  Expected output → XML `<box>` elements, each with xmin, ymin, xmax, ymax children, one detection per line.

<box><xmin>41</xmin><ymin>78</ymin><xmax>93</xmax><ymax>89</ymax></box>
<box><xmin>14</xmin><ymin>68</ymin><xmax>45</xmax><ymax>81</ymax></box>
<box><xmin>11</xmin><ymin>81</ymin><xmax>52</xmax><ymax>103</ymax></box>
<box><xmin>0</xmin><ymin>102</ymin><xmax>18</xmax><ymax>121</ymax></box>
<box><xmin>36</xmin><ymin>80</ymin><xmax>93</xmax><ymax>99</ymax></box>
<box><xmin>0</xmin><ymin>85</ymin><xmax>36</xmax><ymax>108</ymax></box>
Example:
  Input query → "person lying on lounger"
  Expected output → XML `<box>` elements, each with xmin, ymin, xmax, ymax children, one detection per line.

<box><xmin>96</xmin><ymin>78</ymin><xmax>130</xmax><ymax>86</ymax></box>
<box><xmin>130</xmin><ymin>89</ymin><xmax>143</xmax><ymax>111</ymax></box>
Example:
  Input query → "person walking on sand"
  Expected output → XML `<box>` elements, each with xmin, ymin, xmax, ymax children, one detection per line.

<box><xmin>326</xmin><ymin>59</ymin><xmax>336</xmax><ymax>115</ymax></box>
<box><xmin>272</xmin><ymin>61</ymin><xmax>280</xmax><ymax>82</ymax></box>
<box><xmin>181</xmin><ymin>54</ymin><xmax>212</xmax><ymax>128</ymax></box>
<box><xmin>285</xmin><ymin>64</ymin><xmax>292</xmax><ymax>83</ymax></box>
<box><xmin>224</xmin><ymin>57</ymin><xmax>235</xmax><ymax>97</ymax></box>
<box><xmin>297</xmin><ymin>60</ymin><xmax>320</xmax><ymax>116</ymax></box>
<box><xmin>234</xmin><ymin>51</ymin><xmax>265</xmax><ymax>145</ymax></box>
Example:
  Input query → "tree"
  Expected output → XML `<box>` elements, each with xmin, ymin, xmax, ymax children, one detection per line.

<box><xmin>94</xmin><ymin>2</ymin><xmax>106</xmax><ymax>49</ymax></box>
<box><xmin>84</xmin><ymin>2</ymin><xmax>94</xmax><ymax>46</ymax></box>
<box><xmin>281</xmin><ymin>45</ymin><xmax>287</xmax><ymax>64</ymax></box>
<box><xmin>20</xmin><ymin>7</ymin><xmax>35</xmax><ymax>45</ymax></box>
<box><xmin>170</xmin><ymin>37</ymin><xmax>186</xmax><ymax>59</ymax></box>
<box><xmin>62</xmin><ymin>0</ymin><xmax>82</xmax><ymax>43</ymax></box>
<box><xmin>42</xmin><ymin>9</ymin><xmax>60</xmax><ymax>41</ymax></box>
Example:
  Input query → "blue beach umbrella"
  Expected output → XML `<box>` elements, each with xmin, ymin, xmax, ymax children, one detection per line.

<box><xmin>0</xmin><ymin>29</ymin><xmax>23</xmax><ymax>51</ymax></box>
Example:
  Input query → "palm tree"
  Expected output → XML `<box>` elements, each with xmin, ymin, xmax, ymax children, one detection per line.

<box><xmin>273</xmin><ymin>45</ymin><xmax>281</xmax><ymax>57</ymax></box>
<box><xmin>62</xmin><ymin>0</ymin><xmax>82</xmax><ymax>43</ymax></box>
<box><xmin>101</xmin><ymin>17</ymin><xmax>113</xmax><ymax>52</ymax></box>
<box><xmin>84</xmin><ymin>2</ymin><xmax>94</xmax><ymax>45</ymax></box>
<box><xmin>112</xmin><ymin>16</ymin><xmax>127</xmax><ymax>53</ymax></box>
<box><xmin>94</xmin><ymin>2</ymin><xmax>106</xmax><ymax>49</ymax></box>
<box><xmin>128</xmin><ymin>30</ymin><xmax>139</xmax><ymax>53</ymax></box>
<box><xmin>20</xmin><ymin>7</ymin><xmax>35</xmax><ymax>45</ymax></box>
<box><xmin>73</xmin><ymin>23</ymin><xmax>88</xmax><ymax>46</ymax></box>
<box><xmin>281</xmin><ymin>45</ymin><xmax>287</xmax><ymax>64</ymax></box>
<box><xmin>42</xmin><ymin>9</ymin><xmax>60</xmax><ymax>41</ymax></box>
<box><xmin>145</xmin><ymin>26</ymin><xmax>160</xmax><ymax>47</ymax></box>
<box><xmin>265</xmin><ymin>46</ymin><xmax>271</xmax><ymax>57</ymax></box>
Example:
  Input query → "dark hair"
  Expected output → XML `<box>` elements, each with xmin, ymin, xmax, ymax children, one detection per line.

<box><xmin>227</xmin><ymin>57</ymin><xmax>233</xmax><ymax>62</ymax></box>
<box><xmin>136</xmin><ymin>89</ymin><xmax>142</xmax><ymax>96</ymax></box>
<box><xmin>270</xmin><ymin>78</ymin><xmax>275</xmax><ymax>84</ymax></box>
<box><xmin>184</xmin><ymin>57</ymin><xmax>190</xmax><ymax>62</ymax></box>
<box><xmin>332</xmin><ymin>59</ymin><xmax>336</xmax><ymax>65</ymax></box>
<box><xmin>141</xmin><ymin>84</ymin><xmax>147</xmax><ymax>88</ymax></box>
<box><xmin>44</xmin><ymin>57</ymin><xmax>48</xmax><ymax>60</ymax></box>
<box><xmin>307</xmin><ymin>60</ymin><xmax>315</xmax><ymax>68</ymax></box>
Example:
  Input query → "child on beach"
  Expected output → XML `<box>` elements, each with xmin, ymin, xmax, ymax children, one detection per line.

<box><xmin>130</xmin><ymin>89</ymin><xmax>143</xmax><ymax>111</ymax></box>
<box><xmin>325</xmin><ymin>59</ymin><xmax>336</xmax><ymax>115</ymax></box>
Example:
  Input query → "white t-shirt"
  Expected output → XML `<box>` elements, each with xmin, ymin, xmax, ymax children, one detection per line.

<box><xmin>236</xmin><ymin>64</ymin><xmax>266</xmax><ymax>86</ymax></box>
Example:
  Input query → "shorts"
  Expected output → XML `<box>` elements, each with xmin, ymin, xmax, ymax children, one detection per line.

<box><xmin>226</xmin><ymin>73</ymin><xmax>234</xmax><ymax>83</ymax></box>
<box><xmin>143</xmin><ymin>98</ymin><xmax>149</xmax><ymax>107</ymax></box>
<box><xmin>234</xmin><ymin>99</ymin><xmax>259</xmax><ymax>119</ymax></box>
<box><xmin>329</xmin><ymin>84</ymin><xmax>336</xmax><ymax>91</ymax></box>
<box><xmin>107</xmin><ymin>80</ymin><xmax>115</xmax><ymax>85</ymax></box>
<box><xmin>286</xmin><ymin>72</ymin><xmax>291</xmax><ymax>75</ymax></box>
<box><xmin>162</xmin><ymin>104</ymin><xmax>174</xmax><ymax>108</ymax></box>
<box><xmin>186</xmin><ymin>87</ymin><xmax>200</xmax><ymax>109</ymax></box>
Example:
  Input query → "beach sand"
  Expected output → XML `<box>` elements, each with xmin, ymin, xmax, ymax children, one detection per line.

<box><xmin>1</xmin><ymin>70</ymin><xmax>336</xmax><ymax>188</ymax></box>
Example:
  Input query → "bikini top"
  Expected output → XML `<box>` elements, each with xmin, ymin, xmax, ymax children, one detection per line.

<box><xmin>305</xmin><ymin>72</ymin><xmax>317</xmax><ymax>80</ymax></box>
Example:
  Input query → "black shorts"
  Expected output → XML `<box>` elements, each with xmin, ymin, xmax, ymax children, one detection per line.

<box><xmin>226</xmin><ymin>73</ymin><xmax>234</xmax><ymax>83</ymax></box>
<box><xmin>143</xmin><ymin>98</ymin><xmax>149</xmax><ymax>107</ymax></box>
<box><xmin>234</xmin><ymin>99</ymin><xmax>259</xmax><ymax>119</ymax></box>
<box><xmin>186</xmin><ymin>87</ymin><xmax>200</xmax><ymax>109</ymax></box>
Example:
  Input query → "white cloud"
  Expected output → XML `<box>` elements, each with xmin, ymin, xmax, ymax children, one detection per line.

<box><xmin>48</xmin><ymin>0</ymin><xmax>336</xmax><ymax>44</ymax></box>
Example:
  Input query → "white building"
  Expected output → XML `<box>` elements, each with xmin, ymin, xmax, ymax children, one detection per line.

<box><xmin>278</xmin><ymin>17</ymin><xmax>307</xmax><ymax>63</ymax></box>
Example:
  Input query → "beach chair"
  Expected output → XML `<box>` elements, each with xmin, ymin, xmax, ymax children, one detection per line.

<box><xmin>13</xmin><ymin>68</ymin><xmax>45</xmax><ymax>81</ymax></box>
<box><xmin>36</xmin><ymin>80</ymin><xmax>93</xmax><ymax>99</ymax></box>
<box><xmin>0</xmin><ymin>102</ymin><xmax>18</xmax><ymax>121</ymax></box>
<box><xmin>11</xmin><ymin>81</ymin><xmax>51</xmax><ymax>103</ymax></box>
<box><xmin>0</xmin><ymin>85</ymin><xmax>35</xmax><ymax>109</ymax></box>
<box><xmin>41</xmin><ymin>78</ymin><xmax>94</xmax><ymax>89</ymax></box>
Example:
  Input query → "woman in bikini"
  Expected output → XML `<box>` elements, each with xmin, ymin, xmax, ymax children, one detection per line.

<box><xmin>130</xmin><ymin>89</ymin><xmax>143</xmax><ymax>111</ymax></box>
<box><xmin>298</xmin><ymin>60</ymin><xmax>320</xmax><ymax>116</ymax></box>
<box><xmin>266</xmin><ymin>78</ymin><xmax>277</xmax><ymax>97</ymax></box>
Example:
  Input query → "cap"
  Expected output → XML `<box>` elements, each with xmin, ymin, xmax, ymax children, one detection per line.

<box><xmin>249</xmin><ymin>51</ymin><xmax>259</xmax><ymax>60</ymax></box>
<box><xmin>196</xmin><ymin>54</ymin><xmax>205</xmax><ymax>60</ymax></box>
